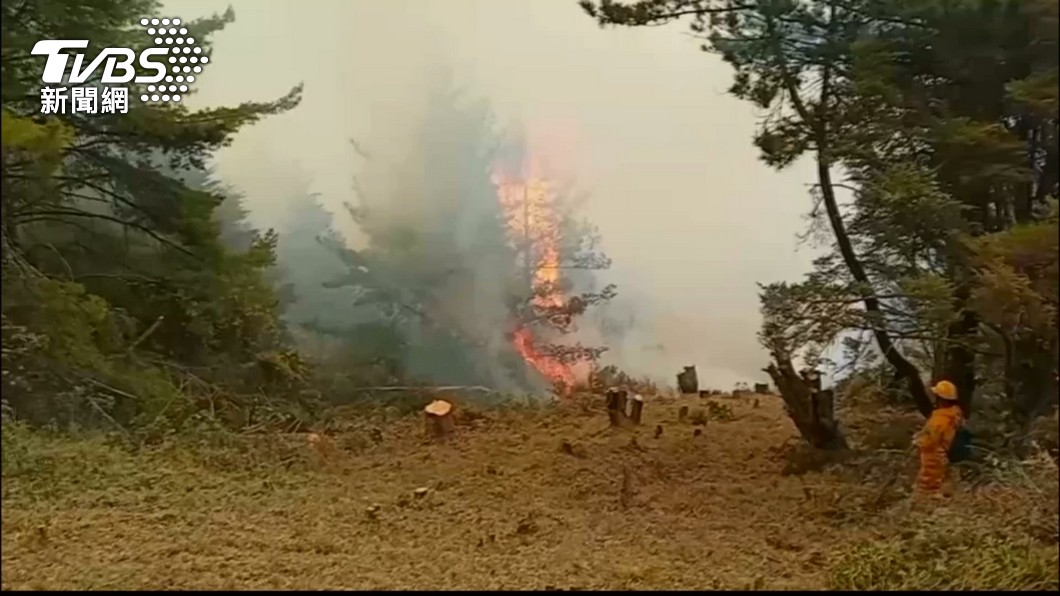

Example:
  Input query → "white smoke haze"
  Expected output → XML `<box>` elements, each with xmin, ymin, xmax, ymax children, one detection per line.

<box><xmin>164</xmin><ymin>0</ymin><xmax>822</xmax><ymax>390</ymax></box>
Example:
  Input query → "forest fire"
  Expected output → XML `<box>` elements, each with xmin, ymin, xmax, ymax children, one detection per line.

<box><xmin>511</xmin><ymin>327</ymin><xmax>576</xmax><ymax>392</ymax></box>
<box><xmin>492</xmin><ymin>161</ymin><xmax>577</xmax><ymax>395</ymax></box>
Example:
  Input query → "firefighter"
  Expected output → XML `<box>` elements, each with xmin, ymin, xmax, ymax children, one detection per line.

<box><xmin>914</xmin><ymin>380</ymin><xmax>964</xmax><ymax>497</ymax></box>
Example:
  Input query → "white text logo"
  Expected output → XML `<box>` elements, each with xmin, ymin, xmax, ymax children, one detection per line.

<box><xmin>34</xmin><ymin>16</ymin><xmax>210</xmax><ymax>115</ymax></box>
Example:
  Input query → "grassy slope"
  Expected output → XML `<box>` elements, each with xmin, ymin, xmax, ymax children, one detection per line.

<box><xmin>2</xmin><ymin>394</ymin><xmax>1056</xmax><ymax>590</ymax></box>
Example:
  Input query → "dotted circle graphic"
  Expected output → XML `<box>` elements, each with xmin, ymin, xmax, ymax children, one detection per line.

<box><xmin>137</xmin><ymin>17</ymin><xmax>207</xmax><ymax>104</ymax></box>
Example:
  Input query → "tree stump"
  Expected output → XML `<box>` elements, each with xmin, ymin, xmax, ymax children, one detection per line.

<box><xmin>629</xmin><ymin>394</ymin><xmax>645</xmax><ymax>425</ymax></box>
<box><xmin>764</xmin><ymin>359</ymin><xmax>847</xmax><ymax>450</ymax></box>
<box><xmin>606</xmin><ymin>388</ymin><xmax>633</xmax><ymax>427</ymax></box>
<box><xmin>424</xmin><ymin>399</ymin><xmax>455</xmax><ymax>438</ymax></box>
<box><xmin>677</xmin><ymin>366</ymin><xmax>699</xmax><ymax>394</ymax></box>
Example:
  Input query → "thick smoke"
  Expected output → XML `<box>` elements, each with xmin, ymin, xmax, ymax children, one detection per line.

<box><xmin>299</xmin><ymin>72</ymin><xmax>547</xmax><ymax>391</ymax></box>
<box><xmin>174</xmin><ymin>0</ymin><xmax>821</xmax><ymax>391</ymax></box>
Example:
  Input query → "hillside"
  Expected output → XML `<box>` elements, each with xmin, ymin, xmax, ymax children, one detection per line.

<box><xmin>2</xmin><ymin>392</ymin><xmax>1056</xmax><ymax>590</ymax></box>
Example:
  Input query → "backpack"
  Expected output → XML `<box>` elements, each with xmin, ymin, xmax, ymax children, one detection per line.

<box><xmin>949</xmin><ymin>427</ymin><xmax>974</xmax><ymax>462</ymax></box>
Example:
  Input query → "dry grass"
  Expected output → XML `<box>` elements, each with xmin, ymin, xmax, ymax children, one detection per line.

<box><xmin>830</xmin><ymin>520</ymin><xmax>1058</xmax><ymax>590</ymax></box>
<box><xmin>2</xmin><ymin>393</ymin><xmax>1056</xmax><ymax>590</ymax></box>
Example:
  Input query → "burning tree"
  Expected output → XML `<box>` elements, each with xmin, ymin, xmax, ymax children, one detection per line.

<box><xmin>308</xmin><ymin>76</ymin><xmax>614</xmax><ymax>395</ymax></box>
<box><xmin>492</xmin><ymin>147</ymin><xmax>616</xmax><ymax>394</ymax></box>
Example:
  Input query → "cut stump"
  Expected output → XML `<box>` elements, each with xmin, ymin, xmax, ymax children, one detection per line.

<box><xmin>764</xmin><ymin>359</ymin><xmax>847</xmax><ymax>450</ymax></box>
<box><xmin>424</xmin><ymin>399</ymin><xmax>455</xmax><ymax>438</ymax></box>
<box><xmin>615</xmin><ymin>389</ymin><xmax>628</xmax><ymax>414</ymax></box>
<box><xmin>677</xmin><ymin>366</ymin><xmax>699</xmax><ymax>394</ymax></box>
<box><xmin>629</xmin><ymin>394</ymin><xmax>645</xmax><ymax>425</ymax></box>
<box><xmin>606</xmin><ymin>388</ymin><xmax>633</xmax><ymax>428</ymax></box>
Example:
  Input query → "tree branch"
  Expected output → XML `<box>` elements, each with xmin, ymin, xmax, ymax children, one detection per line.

<box><xmin>13</xmin><ymin>209</ymin><xmax>199</xmax><ymax>259</ymax></box>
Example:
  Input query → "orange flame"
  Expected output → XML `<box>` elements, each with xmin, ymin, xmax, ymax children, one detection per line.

<box><xmin>512</xmin><ymin>327</ymin><xmax>576</xmax><ymax>391</ymax></box>
<box><xmin>492</xmin><ymin>157</ymin><xmax>576</xmax><ymax>395</ymax></box>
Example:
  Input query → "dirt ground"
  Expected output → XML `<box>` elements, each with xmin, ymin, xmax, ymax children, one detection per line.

<box><xmin>2</xmin><ymin>393</ymin><xmax>1057</xmax><ymax>590</ymax></box>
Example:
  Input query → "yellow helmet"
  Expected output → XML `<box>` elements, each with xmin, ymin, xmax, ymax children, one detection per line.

<box><xmin>932</xmin><ymin>380</ymin><xmax>958</xmax><ymax>401</ymax></box>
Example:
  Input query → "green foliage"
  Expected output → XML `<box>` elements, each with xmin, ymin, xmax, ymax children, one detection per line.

<box><xmin>583</xmin><ymin>0</ymin><xmax>1058</xmax><ymax>423</ymax></box>
<box><xmin>0</xmin><ymin>0</ymin><xmax>308</xmax><ymax>433</ymax></box>
<box><xmin>0</xmin><ymin>276</ymin><xmax>186</xmax><ymax>430</ymax></box>
<box><xmin>758</xmin><ymin>280</ymin><xmax>854</xmax><ymax>364</ymax></box>
<box><xmin>0</xmin><ymin>421</ymin><xmax>138</xmax><ymax>501</ymax></box>
<box><xmin>848</xmin><ymin>164</ymin><xmax>968</xmax><ymax>277</ymax></box>
<box><xmin>1</xmin><ymin>0</ymin><xmax>302</xmax><ymax>260</ymax></box>
<box><xmin>971</xmin><ymin>203</ymin><xmax>1059</xmax><ymax>339</ymax></box>
<box><xmin>23</xmin><ymin>279</ymin><xmax>123</xmax><ymax>359</ymax></box>
<box><xmin>968</xmin><ymin>203</ymin><xmax>1059</xmax><ymax>422</ymax></box>
<box><xmin>705</xmin><ymin>401</ymin><xmax>735</xmax><ymax>422</ymax></box>
<box><xmin>0</xmin><ymin>111</ymin><xmax>74</xmax><ymax>156</ymax></box>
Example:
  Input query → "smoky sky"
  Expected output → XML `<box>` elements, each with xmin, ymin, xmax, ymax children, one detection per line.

<box><xmin>163</xmin><ymin>0</ymin><xmax>823</xmax><ymax>389</ymax></box>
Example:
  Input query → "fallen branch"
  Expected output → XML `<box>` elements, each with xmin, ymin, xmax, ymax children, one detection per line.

<box><xmin>351</xmin><ymin>385</ymin><xmax>498</xmax><ymax>393</ymax></box>
<box><xmin>124</xmin><ymin>316</ymin><xmax>165</xmax><ymax>357</ymax></box>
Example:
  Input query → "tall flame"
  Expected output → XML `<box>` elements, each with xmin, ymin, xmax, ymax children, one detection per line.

<box><xmin>492</xmin><ymin>159</ymin><xmax>576</xmax><ymax>394</ymax></box>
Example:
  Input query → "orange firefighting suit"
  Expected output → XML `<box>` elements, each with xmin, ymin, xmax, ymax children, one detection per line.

<box><xmin>914</xmin><ymin>403</ymin><xmax>964</xmax><ymax>494</ymax></box>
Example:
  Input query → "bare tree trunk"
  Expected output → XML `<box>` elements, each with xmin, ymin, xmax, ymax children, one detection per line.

<box><xmin>942</xmin><ymin>281</ymin><xmax>979</xmax><ymax>416</ymax></box>
<box><xmin>764</xmin><ymin>355</ymin><xmax>848</xmax><ymax>450</ymax></box>
<box><xmin>676</xmin><ymin>366</ymin><xmax>698</xmax><ymax>394</ymax></box>
<box><xmin>765</xmin><ymin>5</ymin><xmax>934</xmax><ymax>418</ymax></box>
<box><xmin>811</xmin><ymin>155</ymin><xmax>933</xmax><ymax>417</ymax></box>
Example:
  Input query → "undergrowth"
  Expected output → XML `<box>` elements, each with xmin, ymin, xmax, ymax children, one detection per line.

<box><xmin>0</xmin><ymin>420</ymin><xmax>321</xmax><ymax>507</ymax></box>
<box><xmin>829</xmin><ymin>523</ymin><xmax>1059</xmax><ymax>590</ymax></box>
<box><xmin>827</xmin><ymin>444</ymin><xmax>1059</xmax><ymax>590</ymax></box>
<box><xmin>3</xmin><ymin>396</ymin><xmax>1057</xmax><ymax>590</ymax></box>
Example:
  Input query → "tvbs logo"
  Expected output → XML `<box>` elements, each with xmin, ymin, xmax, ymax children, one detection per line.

<box><xmin>32</xmin><ymin>17</ymin><xmax>209</xmax><ymax>114</ymax></box>
<box><xmin>33</xmin><ymin>39</ymin><xmax>169</xmax><ymax>85</ymax></box>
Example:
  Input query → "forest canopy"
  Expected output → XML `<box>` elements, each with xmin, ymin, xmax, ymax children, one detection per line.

<box><xmin>0</xmin><ymin>1</ymin><xmax>617</xmax><ymax>435</ymax></box>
